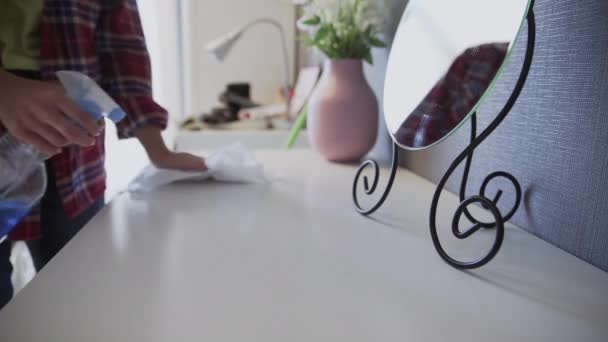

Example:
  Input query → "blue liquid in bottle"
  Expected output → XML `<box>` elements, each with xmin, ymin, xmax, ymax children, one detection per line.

<box><xmin>0</xmin><ymin>201</ymin><xmax>31</xmax><ymax>238</ymax></box>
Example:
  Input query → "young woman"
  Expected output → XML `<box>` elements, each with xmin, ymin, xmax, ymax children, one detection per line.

<box><xmin>0</xmin><ymin>0</ymin><xmax>206</xmax><ymax>309</ymax></box>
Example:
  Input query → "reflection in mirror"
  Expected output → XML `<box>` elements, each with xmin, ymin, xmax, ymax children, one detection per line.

<box><xmin>395</xmin><ymin>42</ymin><xmax>508</xmax><ymax>148</ymax></box>
<box><xmin>384</xmin><ymin>0</ymin><xmax>531</xmax><ymax>150</ymax></box>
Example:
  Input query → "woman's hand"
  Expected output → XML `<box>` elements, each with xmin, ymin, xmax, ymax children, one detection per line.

<box><xmin>150</xmin><ymin>150</ymin><xmax>207</xmax><ymax>172</ymax></box>
<box><xmin>0</xmin><ymin>69</ymin><xmax>102</xmax><ymax>155</ymax></box>
<box><xmin>135</xmin><ymin>126</ymin><xmax>207</xmax><ymax>172</ymax></box>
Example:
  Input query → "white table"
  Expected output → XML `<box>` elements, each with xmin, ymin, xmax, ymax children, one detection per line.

<box><xmin>1</xmin><ymin>150</ymin><xmax>607</xmax><ymax>341</ymax></box>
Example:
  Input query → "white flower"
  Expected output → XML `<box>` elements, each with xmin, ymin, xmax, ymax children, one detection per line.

<box><xmin>296</xmin><ymin>0</ymin><xmax>388</xmax><ymax>61</ymax></box>
<box><xmin>355</xmin><ymin>0</ymin><xmax>389</xmax><ymax>31</ymax></box>
<box><xmin>313</xmin><ymin>0</ymin><xmax>341</xmax><ymax>23</ymax></box>
<box><xmin>298</xmin><ymin>0</ymin><xmax>386</xmax><ymax>30</ymax></box>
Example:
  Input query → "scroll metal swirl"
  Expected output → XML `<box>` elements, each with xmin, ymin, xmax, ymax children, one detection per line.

<box><xmin>429</xmin><ymin>8</ymin><xmax>536</xmax><ymax>269</ymax></box>
<box><xmin>352</xmin><ymin>142</ymin><xmax>399</xmax><ymax>216</ymax></box>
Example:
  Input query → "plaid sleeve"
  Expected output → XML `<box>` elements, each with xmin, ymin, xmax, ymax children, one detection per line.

<box><xmin>96</xmin><ymin>0</ymin><xmax>168</xmax><ymax>139</ymax></box>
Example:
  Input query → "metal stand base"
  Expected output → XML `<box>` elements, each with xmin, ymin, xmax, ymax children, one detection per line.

<box><xmin>353</xmin><ymin>8</ymin><xmax>536</xmax><ymax>269</ymax></box>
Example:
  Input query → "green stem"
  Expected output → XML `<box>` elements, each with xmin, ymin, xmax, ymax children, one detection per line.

<box><xmin>285</xmin><ymin>106</ymin><xmax>308</xmax><ymax>149</ymax></box>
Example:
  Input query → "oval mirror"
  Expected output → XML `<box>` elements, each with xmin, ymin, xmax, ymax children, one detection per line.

<box><xmin>384</xmin><ymin>0</ymin><xmax>532</xmax><ymax>150</ymax></box>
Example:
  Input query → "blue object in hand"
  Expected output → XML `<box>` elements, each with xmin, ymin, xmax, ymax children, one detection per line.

<box><xmin>0</xmin><ymin>70</ymin><xmax>126</xmax><ymax>240</ymax></box>
<box><xmin>76</xmin><ymin>99</ymin><xmax>103</xmax><ymax>121</ymax></box>
<box><xmin>57</xmin><ymin>71</ymin><xmax>127</xmax><ymax>124</ymax></box>
<box><xmin>0</xmin><ymin>201</ymin><xmax>30</xmax><ymax>239</ymax></box>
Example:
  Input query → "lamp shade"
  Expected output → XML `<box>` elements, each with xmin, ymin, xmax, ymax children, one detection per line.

<box><xmin>204</xmin><ymin>18</ymin><xmax>291</xmax><ymax>106</ymax></box>
<box><xmin>204</xmin><ymin>28</ymin><xmax>244</xmax><ymax>62</ymax></box>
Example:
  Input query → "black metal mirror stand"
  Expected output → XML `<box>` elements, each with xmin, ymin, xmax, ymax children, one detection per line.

<box><xmin>353</xmin><ymin>6</ymin><xmax>536</xmax><ymax>269</ymax></box>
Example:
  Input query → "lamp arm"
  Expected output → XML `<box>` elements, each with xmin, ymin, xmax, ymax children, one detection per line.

<box><xmin>241</xmin><ymin>18</ymin><xmax>291</xmax><ymax>106</ymax></box>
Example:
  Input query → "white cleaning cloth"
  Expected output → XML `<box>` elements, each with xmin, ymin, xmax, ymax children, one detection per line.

<box><xmin>128</xmin><ymin>143</ymin><xmax>270</xmax><ymax>193</ymax></box>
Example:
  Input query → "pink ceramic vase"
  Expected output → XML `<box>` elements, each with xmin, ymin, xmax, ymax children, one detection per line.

<box><xmin>307</xmin><ymin>59</ymin><xmax>378</xmax><ymax>162</ymax></box>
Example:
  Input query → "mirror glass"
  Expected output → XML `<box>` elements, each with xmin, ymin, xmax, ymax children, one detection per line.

<box><xmin>384</xmin><ymin>0</ymin><xmax>531</xmax><ymax>150</ymax></box>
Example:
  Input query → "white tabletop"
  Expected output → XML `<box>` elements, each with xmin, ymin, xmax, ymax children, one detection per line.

<box><xmin>1</xmin><ymin>150</ymin><xmax>607</xmax><ymax>341</ymax></box>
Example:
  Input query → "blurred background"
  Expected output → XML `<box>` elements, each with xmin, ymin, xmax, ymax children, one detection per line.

<box><xmin>104</xmin><ymin>0</ymin><xmax>409</xmax><ymax>200</ymax></box>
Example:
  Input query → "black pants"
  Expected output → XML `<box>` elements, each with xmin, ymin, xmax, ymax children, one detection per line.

<box><xmin>0</xmin><ymin>164</ymin><xmax>104</xmax><ymax>310</ymax></box>
<box><xmin>0</xmin><ymin>239</ymin><xmax>12</xmax><ymax>309</ymax></box>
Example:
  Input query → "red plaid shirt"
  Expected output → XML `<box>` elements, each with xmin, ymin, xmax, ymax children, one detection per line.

<box><xmin>4</xmin><ymin>0</ymin><xmax>168</xmax><ymax>240</ymax></box>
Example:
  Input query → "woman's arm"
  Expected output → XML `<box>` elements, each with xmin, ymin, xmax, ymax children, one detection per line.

<box><xmin>135</xmin><ymin>126</ymin><xmax>206</xmax><ymax>171</ymax></box>
<box><xmin>97</xmin><ymin>0</ymin><xmax>206</xmax><ymax>171</ymax></box>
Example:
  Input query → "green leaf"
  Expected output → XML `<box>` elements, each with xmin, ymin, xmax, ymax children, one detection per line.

<box><xmin>302</xmin><ymin>15</ymin><xmax>321</xmax><ymax>26</ymax></box>
<box><xmin>364</xmin><ymin>49</ymin><xmax>374</xmax><ymax>65</ymax></box>
<box><xmin>314</xmin><ymin>25</ymin><xmax>331</xmax><ymax>43</ymax></box>
<box><xmin>368</xmin><ymin>35</ymin><xmax>387</xmax><ymax>48</ymax></box>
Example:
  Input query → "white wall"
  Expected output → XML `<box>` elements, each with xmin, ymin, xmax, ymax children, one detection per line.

<box><xmin>138</xmin><ymin>0</ymin><xmax>184</xmax><ymax>125</ymax></box>
<box><xmin>104</xmin><ymin>0</ymin><xmax>183</xmax><ymax>200</ymax></box>
<box><xmin>182</xmin><ymin>0</ymin><xmax>295</xmax><ymax>116</ymax></box>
